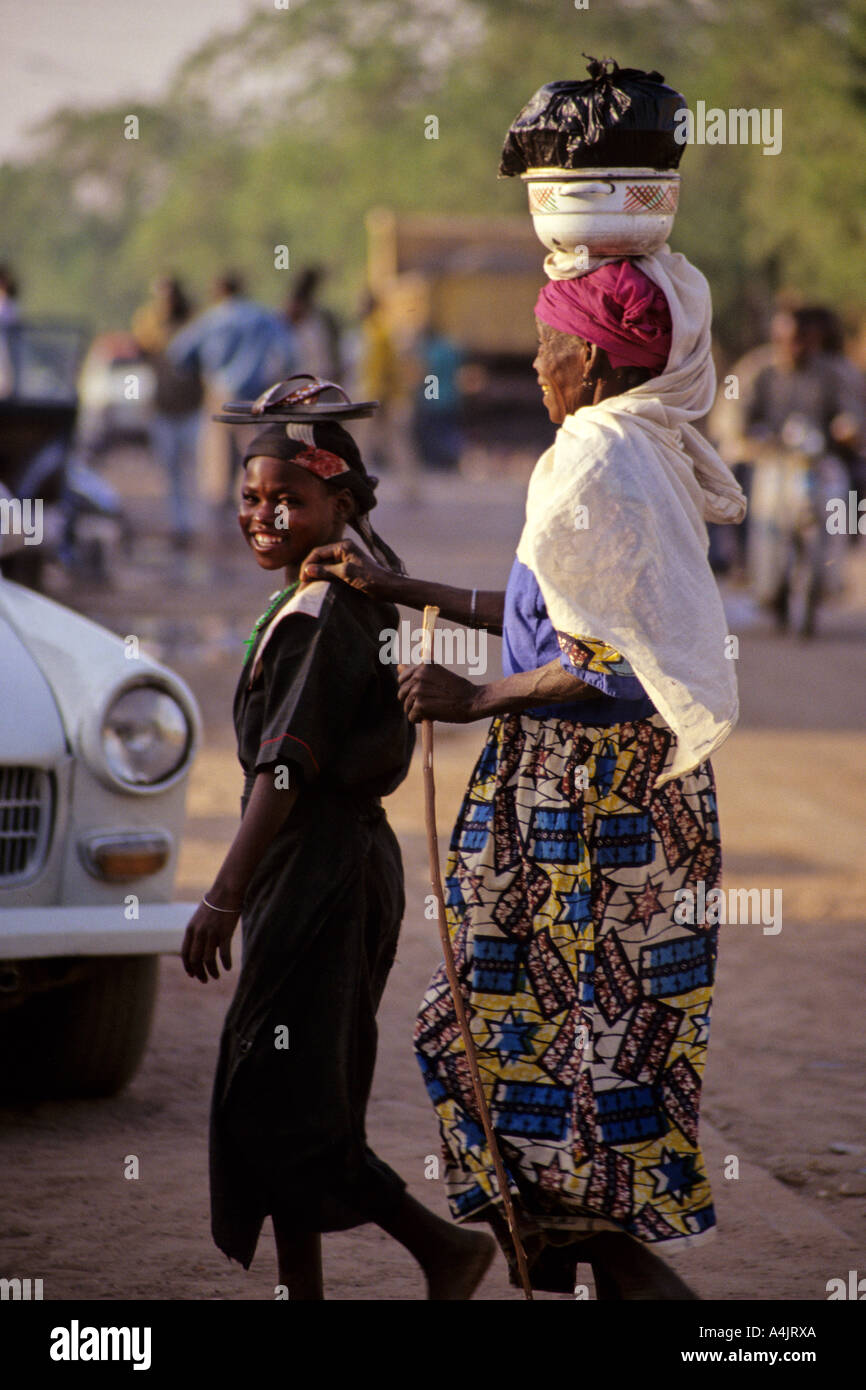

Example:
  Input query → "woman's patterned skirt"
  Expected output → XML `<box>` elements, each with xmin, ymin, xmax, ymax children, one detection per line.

<box><xmin>414</xmin><ymin>710</ymin><xmax>722</xmax><ymax>1289</ymax></box>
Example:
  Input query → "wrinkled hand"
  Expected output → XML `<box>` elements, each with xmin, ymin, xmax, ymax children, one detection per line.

<box><xmin>301</xmin><ymin>539</ymin><xmax>388</xmax><ymax>596</ymax></box>
<box><xmin>181</xmin><ymin>900</ymin><xmax>240</xmax><ymax>983</ymax></box>
<box><xmin>397</xmin><ymin>662</ymin><xmax>479</xmax><ymax>724</ymax></box>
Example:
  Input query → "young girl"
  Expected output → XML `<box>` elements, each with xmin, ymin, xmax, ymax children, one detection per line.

<box><xmin>181</xmin><ymin>416</ymin><xmax>494</xmax><ymax>1300</ymax></box>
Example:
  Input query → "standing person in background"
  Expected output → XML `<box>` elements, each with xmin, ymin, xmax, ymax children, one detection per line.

<box><xmin>708</xmin><ymin>300</ymin><xmax>803</xmax><ymax>576</ymax></box>
<box><xmin>808</xmin><ymin>306</ymin><xmax>865</xmax><ymax>417</ymax></box>
<box><xmin>808</xmin><ymin>307</ymin><xmax>866</xmax><ymax>537</ymax></box>
<box><xmin>359</xmin><ymin>292</ymin><xmax>422</xmax><ymax>503</ymax></box>
<box><xmin>0</xmin><ymin>266</ymin><xmax>21</xmax><ymax>395</ymax></box>
<box><xmin>132</xmin><ymin>276</ymin><xmax>204</xmax><ymax>549</ymax></box>
<box><xmin>168</xmin><ymin>272</ymin><xmax>296</xmax><ymax>517</ymax></box>
<box><xmin>413</xmin><ymin>322</ymin><xmax>464</xmax><ymax>473</ymax></box>
<box><xmin>358</xmin><ymin>293</ymin><xmax>400</xmax><ymax>473</ymax></box>
<box><xmin>0</xmin><ymin>266</ymin><xmax>21</xmax><ymax>325</ymax></box>
<box><xmin>284</xmin><ymin>267</ymin><xmax>341</xmax><ymax>381</ymax></box>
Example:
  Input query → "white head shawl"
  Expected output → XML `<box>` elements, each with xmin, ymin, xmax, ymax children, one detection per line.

<box><xmin>516</xmin><ymin>246</ymin><xmax>747</xmax><ymax>787</ymax></box>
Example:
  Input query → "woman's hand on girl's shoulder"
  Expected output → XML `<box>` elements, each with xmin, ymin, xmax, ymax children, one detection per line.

<box><xmin>301</xmin><ymin>540</ymin><xmax>388</xmax><ymax>597</ymax></box>
<box><xmin>181</xmin><ymin>900</ymin><xmax>240</xmax><ymax>983</ymax></box>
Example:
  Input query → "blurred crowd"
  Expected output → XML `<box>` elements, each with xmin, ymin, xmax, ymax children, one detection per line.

<box><xmin>2</xmin><ymin>259</ymin><xmax>864</xmax><ymax>633</ymax></box>
<box><xmin>115</xmin><ymin>267</ymin><xmax>466</xmax><ymax>548</ymax></box>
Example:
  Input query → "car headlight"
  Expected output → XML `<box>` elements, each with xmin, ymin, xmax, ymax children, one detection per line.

<box><xmin>102</xmin><ymin>685</ymin><xmax>190</xmax><ymax>786</ymax></box>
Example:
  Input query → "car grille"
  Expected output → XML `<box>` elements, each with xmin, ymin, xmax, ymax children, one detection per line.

<box><xmin>0</xmin><ymin>767</ymin><xmax>53</xmax><ymax>884</ymax></box>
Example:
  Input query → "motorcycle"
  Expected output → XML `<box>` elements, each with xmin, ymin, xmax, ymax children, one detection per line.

<box><xmin>0</xmin><ymin>321</ymin><xmax>127</xmax><ymax>590</ymax></box>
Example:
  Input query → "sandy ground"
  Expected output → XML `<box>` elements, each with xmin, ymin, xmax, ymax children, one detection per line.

<box><xmin>1</xmin><ymin>451</ymin><xmax>863</xmax><ymax>1301</ymax></box>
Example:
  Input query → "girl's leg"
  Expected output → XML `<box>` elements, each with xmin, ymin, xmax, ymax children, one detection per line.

<box><xmin>273</xmin><ymin>1220</ymin><xmax>324</xmax><ymax>1301</ymax></box>
<box><xmin>175</xmin><ymin>413</ymin><xmax>201</xmax><ymax>542</ymax></box>
<box><xmin>376</xmin><ymin>1190</ymin><xmax>496</xmax><ymax>1300</ymax></box>
<box><xmin>152</xmin><ymin>415</ymin><xmax>185</xmax><ymax>544</ymax></box>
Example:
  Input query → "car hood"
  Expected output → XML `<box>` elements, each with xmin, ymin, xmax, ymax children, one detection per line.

<box><xmin>0</xmin><ymin>579</ymin><xmax>200</xmax><ymax>761</ymax></box>
<box><xmin>0</xmin><ymin>610</ymin><xmax>68</xmax><ymax>764</ymax></box>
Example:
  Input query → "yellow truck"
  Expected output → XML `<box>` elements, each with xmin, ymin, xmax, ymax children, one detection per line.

<box><xmin>365</xmin><ymin>207</ymin><xmax>549</xmax><ymax>448</ymax></box>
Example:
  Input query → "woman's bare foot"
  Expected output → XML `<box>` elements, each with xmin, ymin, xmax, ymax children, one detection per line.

<box><xmin>585</xmin><ymin>1232</ymin><xmax>700</xmax><ymax>1300</ymax></box>
<box><xmin>272</xmin><ymin>1194</ymin><xmax>498</xmax><ymax>1300</ymax></box>
<box><xmin>377</xmin><ymin>1189</ymin><xmax>498</xmax><ymax>1299</ymax></box>
<box><xmin>424</xmin><ymin>1227</ymin><xmax>497</xmax><ymax>1301</ymax></box>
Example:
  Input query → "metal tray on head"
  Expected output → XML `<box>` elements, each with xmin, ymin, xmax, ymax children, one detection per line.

<box><xmin>212</xmin><ymin>373</ymin><xmax>379</xmax><ymax>423</ymax></box>
<box><xmin>213</xmin><ymin>401</ymin><xmax>379</xmax><ymax>423</ymax></box>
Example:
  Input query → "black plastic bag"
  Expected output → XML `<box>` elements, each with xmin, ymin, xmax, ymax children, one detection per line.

<box><xmin>500</xmin><ymin>56</ymin><xmax>687</xmax><ymax>175</ymax></box>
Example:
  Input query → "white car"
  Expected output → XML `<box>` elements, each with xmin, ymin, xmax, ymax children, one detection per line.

<box><xmin>0</xmin><ymin>575</ymin><xmax>201</xmax><ymax>1097</ymax></box>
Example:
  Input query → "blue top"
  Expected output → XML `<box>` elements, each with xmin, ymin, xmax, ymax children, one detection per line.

<box><xmin>502</xmin><ymin>558</ymin><xmax>657</xmax><ymax>725</ymax></box>
<box><xmin>416</xmin><ymin>333</ymin><xmax>462</xmax><ymax>411</ymax></box>
<box><xmin>168</xmin><ymin>298</ymin><xmax>297</xmax><ymax>400</ymax></box>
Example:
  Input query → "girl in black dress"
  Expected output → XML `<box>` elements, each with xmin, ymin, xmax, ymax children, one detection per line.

<box><xmin>181</xmin><ymin>419</ymin><xmax>494</xmax><ymax>1299</ymax></box>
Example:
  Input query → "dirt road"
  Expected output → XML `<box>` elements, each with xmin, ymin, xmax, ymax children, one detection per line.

<box><xmin>1</xmin><ymin>456</ymin><xmax>863</xmax><ymax>1300</ymax></box>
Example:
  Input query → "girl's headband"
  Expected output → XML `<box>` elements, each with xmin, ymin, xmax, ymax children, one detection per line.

<box><xmin>287</xmin><ymin>445</ymin><xmax>350</xmax><ymax>480</ymax></box>
<box><xmin>242</xmin><ymin>423</ymin><xmax>350</xmax><ymax>479</ymax></box>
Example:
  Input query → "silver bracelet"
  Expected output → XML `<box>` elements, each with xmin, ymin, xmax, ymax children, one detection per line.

<box><xmin>469</xmin><ymin>587</ymin><xmax>478</xmax><ymax>628</ymax></box>
<box><xmin>202</xmin><ymin>894</ymin><xmax>241</xmax><ymax>914</ymax></box>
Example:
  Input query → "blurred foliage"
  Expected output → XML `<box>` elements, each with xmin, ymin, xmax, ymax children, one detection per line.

<box><xmin>1</xmin><ymin>0</ymin><xmax>864</xmax><ymax>356</ymax></box>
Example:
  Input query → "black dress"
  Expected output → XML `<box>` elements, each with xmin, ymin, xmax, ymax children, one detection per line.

<box><xmin>209</xmin><ymin>579</ymin><xmax>415</xmax><ymax>1267</ymax></box>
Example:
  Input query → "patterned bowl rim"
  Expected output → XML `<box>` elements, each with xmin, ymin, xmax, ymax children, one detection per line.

<box><xmin>521</xmin><ymin>167</ymin><xmax>681</xmax><ymax>182</ymax></box>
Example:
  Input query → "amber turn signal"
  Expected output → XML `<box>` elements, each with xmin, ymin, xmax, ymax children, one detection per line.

<box><xmin>79</xmin><ymin>832</ymin><xmax>172</xmax><ymax>883</ymax></box>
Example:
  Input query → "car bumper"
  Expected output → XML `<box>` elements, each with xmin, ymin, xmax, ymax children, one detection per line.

<box><xmin>0</xmin><ymin>903</ymin><xmax>198</xmax><ymax>958</ymax></box>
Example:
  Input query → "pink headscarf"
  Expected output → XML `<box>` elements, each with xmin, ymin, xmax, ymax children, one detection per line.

<box><xmin>535</xmin><ymin>261</ymin><xmax>672</xmax><ymax>372</ymax></box>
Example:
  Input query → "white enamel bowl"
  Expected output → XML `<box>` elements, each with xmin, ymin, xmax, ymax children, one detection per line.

<box><xmin>521</xmin><ymin>167</ymin><xmax>680</xmax><ymax>260</ymax></box>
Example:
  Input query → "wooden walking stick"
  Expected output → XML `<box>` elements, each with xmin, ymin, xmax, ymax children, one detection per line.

<box><xmin>420</xmin><ymin>604</ymin><xmax>533</xmax><ymax>1300</ymax></box>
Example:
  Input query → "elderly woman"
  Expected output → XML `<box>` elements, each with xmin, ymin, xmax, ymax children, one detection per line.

<box><xmin>302</xmin><ymin>252</ymin><xmax>746</xmax><ymax>1298</ymax></box>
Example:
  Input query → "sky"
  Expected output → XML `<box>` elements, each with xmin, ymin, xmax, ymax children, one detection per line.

<box><xmin>0</xmin><ymin>0</ymin><xmax>260</xmax><ymax>161</ymax></box>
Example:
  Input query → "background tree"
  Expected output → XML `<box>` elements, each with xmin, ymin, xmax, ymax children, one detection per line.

<box><xmin>1</xmin><ymin>0</ymin><xmax>863</xmax><ymax>357</ymax></box>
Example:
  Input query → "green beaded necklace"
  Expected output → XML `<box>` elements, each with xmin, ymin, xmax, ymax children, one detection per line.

<box><xmin>243</xmin><ymin>581</ymin><xmax>299</xmax><ymax>666</ymax></box>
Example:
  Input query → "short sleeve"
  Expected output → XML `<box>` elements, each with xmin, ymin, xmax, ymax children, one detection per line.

<box><xmin>555</xmin><ymin>631</ymin><xmax>649</xmax><ymax>702</ymax></box>
<box><xmin>253</xmin><ymin>588</ymin><xmax>370</xmax><ymax>784</ymax></box>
